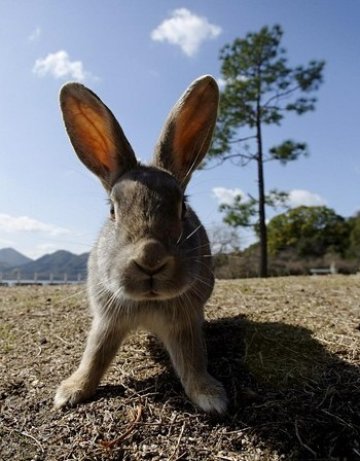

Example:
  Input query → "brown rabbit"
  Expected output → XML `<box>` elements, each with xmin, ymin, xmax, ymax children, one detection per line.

<box><xmin>54</xmin><ymin>75</ymin><xmax>227</xmax><ymax>413</ymax></box>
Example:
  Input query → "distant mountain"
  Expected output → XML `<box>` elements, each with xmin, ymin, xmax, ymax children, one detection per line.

<box><xmin>0</xmin><ymin>248</ymin><xmax>32</xmax><ymax>267</ymax></box>
<box><xmin>18</xmin><ymin>250</ymin><xmax>89</xmax><ymax>280</ymax></box>
<box><xmin>0</xmin><ymin>261</ymin><xmax>12</xmax><ymax>272</ymax></box>
<box><xmin>0</xmin><ymin>249</ymin><xmax>89</xmax><ymax>280</ymax></box>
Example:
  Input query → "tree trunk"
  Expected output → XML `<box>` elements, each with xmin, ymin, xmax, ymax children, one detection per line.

<box><xmin>256</xmin><ymin>108</ymin><xmax>268</xmax><ymax>277</ymax></box>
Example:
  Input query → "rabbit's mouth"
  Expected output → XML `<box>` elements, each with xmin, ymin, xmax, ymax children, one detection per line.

<box><xmin>118</xmin><ymin>243</ymin><xmax>191</xmax><ymax>301</ymax></box>
<box><xmin>121</xmin><ymin>272</ymin><xmax>190</xmax><ymax>302</ymax></box>
<box><xmin>146</xmin><ymin>289</ymin><xmax>160</xmax><ymax>299</ymax></box>
<box><xmin>125</xmin><ymin>283</ymin><xmax>189</xmax><ymax>302</ymax></box>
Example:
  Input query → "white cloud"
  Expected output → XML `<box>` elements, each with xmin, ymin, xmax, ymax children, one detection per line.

<box><xmin>212</xmin><ymin>187</ymin><xmax>326</xmax><ymax>209</ymax></box>
<box><xmin>288</xmin><ymin>189</ymin><xmax>326</xmax><ymax>208</ymax></box>
<box><xmin>28</xmin><ymin>27</ymin><xmax>41</xmax><ymax>42</ymax></box>
<box><xmin>217</xmin><ymin>77</ymin><xmax>226</xmax><ymax>89</ymax></box>
<box><xmin>0</xmin><ymin>214</ymin><xmax>71</xmax><ymax>236</ymax></box>
<box><xmin>212</xmin><ymin>187</ymin><xmax>245</xmax><ymax>205</ymax></box>
<box><xmin>151</xmin><ymin>8</ymin><xmax>221</xmax><ymax>57</ymax></box>
<box><xmin>0</xmin><ymin>237</ymin><xmax>15</xmax><ymax>246</ymax></box>
<box><xmin>27</xmin><ymin>243</ymin><xmax>61</xmax><ymax>259</ymax></box>
<box><xmin>36</xmin><ymin>243</ymin><xmax>60</xmax><ymax>252</ymax></box>
<box><xmin>217</xmin><ymin>75</ymin><xmax>248</xmax><ymax>89</ymax></box>
<box><xmin>32</xmin><ymin>50</ymin><xmax>92</xmax><ymax>81</ymax></box>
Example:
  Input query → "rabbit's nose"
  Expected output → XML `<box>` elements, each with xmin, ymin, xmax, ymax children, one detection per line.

<box><xmin>133</xmin><ymin>240</ymin><xmax>171</xmax><ymax>276</ymax></box>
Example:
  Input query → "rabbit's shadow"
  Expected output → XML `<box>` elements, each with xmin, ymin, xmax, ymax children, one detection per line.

<box><xmin>121</xmin><ymin>314</ymin><xmax>360</xmax><ymax>460</ymax></box>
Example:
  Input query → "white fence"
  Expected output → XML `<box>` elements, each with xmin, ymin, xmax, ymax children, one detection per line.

<box><xmin>0</xmin><ymin>271</ymin><xmax>85</xmax><ymax>286</ymax></box>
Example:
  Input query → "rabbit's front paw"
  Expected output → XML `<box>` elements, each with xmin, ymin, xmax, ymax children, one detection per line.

<box><xmin>188</xmin><ymin>375</ymin><xmax>228</xmax><ymax>414</ymax></box>
<box><xmin>54</xmin><ymin>373</ymin><xmax>96</xmax><ymax>409</ymax></box>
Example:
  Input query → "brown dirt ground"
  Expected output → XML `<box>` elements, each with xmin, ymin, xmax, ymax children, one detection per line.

<box><xmin>1</xmin><ymin>275</ymin><xmax>359</xmax><ymax>461</ymax></box>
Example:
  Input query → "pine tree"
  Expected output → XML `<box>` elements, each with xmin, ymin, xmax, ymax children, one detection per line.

<box><xmin>209</xmin><ymin>25</ymin><xmax>325</xmax><ymax>277</ymax></box>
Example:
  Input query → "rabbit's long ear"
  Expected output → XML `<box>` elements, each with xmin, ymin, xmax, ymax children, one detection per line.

<box><xmin>153</xmin><ymin>75</ymin><xmax>219</xmax><ymax>187</ymax></box>
<box><xmin>60</xmin><ymin>83</ymin><xmax>137</xmax><ymax>190</ymax></box>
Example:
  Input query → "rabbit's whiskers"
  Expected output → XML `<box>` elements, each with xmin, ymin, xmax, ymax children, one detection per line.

<box><xmin>183</xmin><ymin>242</ymin><xmax>210</xmax><ymax>252</ymax></box>
<box><xmin>176</xmin><ymin>229</ymin><xmax>184</xmax><ymax>246</ymax></box>
<box><xmin>181</xmin><ymin>223</ymin><xmax>203</xmax><ymax>243</ymax></box>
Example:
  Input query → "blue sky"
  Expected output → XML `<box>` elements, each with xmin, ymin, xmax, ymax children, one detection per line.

<box><xmin>1</xmin><ymin>0</ymin><xmax>359</xmax><ymax>258</ymax></box>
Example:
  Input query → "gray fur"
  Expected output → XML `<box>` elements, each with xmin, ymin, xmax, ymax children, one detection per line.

<box><xmin>54</xmin><ymin>75</ymin><xmax>227</xmax><ymax>413</ymax></box>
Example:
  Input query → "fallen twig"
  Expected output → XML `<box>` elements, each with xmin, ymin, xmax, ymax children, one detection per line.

<box><xmin>3</xmin><ymin>426</ymin><xmax>44</xmax><ymax>453</ymax></box>
<box><xmin>100</xmin><ymin>405</ymin><xmax>143</xmax><ymax>450</ymax></box>
<box><xmin>294</xmin><ymin>419</ymin><xmax>317</xmax><ymax>458</ymax></box>
<box><xmin>169</xmin><ymin>421</ymin><xmax>186</xmax><ymax>461</ymax></box>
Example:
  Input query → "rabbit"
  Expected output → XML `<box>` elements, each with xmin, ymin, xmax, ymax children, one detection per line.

<box><xmin>54</xmin><ymin>75</ymin><xmax>228</xmax><ymax>414</ymax></box>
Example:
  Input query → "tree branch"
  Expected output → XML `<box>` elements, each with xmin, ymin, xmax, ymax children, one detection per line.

<box><xmin>263</xmin><ymin>84</ymin><xmax>301</xmax><ymax>108</ymax></box>
<box><xmin>263</xmin><ymin>105</ymin><xmax>287</xmax><ymax>112</ymax></box>
<box><xmin>204</xmin><ymin>152</ymin><xmax>256</xmax><ymax>170</ymax></box>
<box><xmin>229</xmin><ymin>135</ymin><xmax>257</xmax><ymax>144</ymax></box>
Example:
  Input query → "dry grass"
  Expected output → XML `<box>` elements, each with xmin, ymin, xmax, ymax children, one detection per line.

<box><xmin>1</xmin><ymin>276</ymin><xmax>359</xmax><ymax>460</ymax></box>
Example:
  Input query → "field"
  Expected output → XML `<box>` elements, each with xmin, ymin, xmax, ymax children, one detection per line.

<box><xmin>1</xmin><ymin>276</ymin><xmax>359</xmax><ymax>461</ymax></box>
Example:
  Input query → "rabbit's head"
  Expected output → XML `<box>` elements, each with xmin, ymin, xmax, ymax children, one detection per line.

<box><xmin>60</xmin><ymin>76</ymin><xmax>219</xmax><ymax>302</ymax></box>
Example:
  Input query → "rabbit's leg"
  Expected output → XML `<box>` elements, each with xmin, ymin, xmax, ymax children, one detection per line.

<box><xmin>157</xmin><ymin>318</ymin><xmax>228</xmax><ymax>414</ymax></box>
<box><xmin>54</xmin><ymin>317</ymin><xmax>127</xmax><ymax>408</ymax></box>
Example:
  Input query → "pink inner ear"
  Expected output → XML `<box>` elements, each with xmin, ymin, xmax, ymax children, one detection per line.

<box><xmin>68</xmin><ymin>96</ymin><xmax>117</xmax><ymax>172</ymax></box>
<box><xmin>171</xmin><ymin>78</ymin><xmax>218</xmax><ymax>168</ymax></box>
<box><xmin>173</xmin><ymin>108</ymin><xmax>213</xmax><ymax>166</ymax></box>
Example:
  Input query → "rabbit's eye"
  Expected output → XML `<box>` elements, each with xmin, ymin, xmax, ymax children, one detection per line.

<box><xmin>110</xmin><ymin>204</ymin><xmax>115</xmax><ymax>221</ymax></box>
